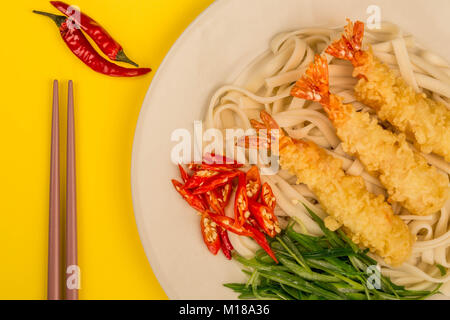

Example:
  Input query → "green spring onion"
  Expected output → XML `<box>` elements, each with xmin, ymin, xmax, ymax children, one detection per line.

<box><xmin>225</xmin><ymin>204</ymin><xmax>443</xmax><ymax>300</ymax></box>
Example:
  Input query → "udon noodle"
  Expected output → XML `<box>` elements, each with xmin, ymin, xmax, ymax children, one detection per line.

<box><xmin>203</xmin><ymin>22</ymin><xmax>450</xmax><ymax>295</ymax></box>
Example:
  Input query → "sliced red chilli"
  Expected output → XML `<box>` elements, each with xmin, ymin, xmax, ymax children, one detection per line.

<box><xmin>245</xmin><ymin>166</ymin><xmax>262</xmax><ymax>201</ymax></box>
<box><xmin>261</xmin><ymin>182</ymin><xmax>276</xmax><ymax>211</ymax></box>
<box><xmin>171</xmin><ymin>179</ymin><xmax>207</xmax><ymax>212</ymax></box>
<box><xmin>201</xmin><ymin>214</ymin><xmax>221</xmax><ymax>255</ymax></box>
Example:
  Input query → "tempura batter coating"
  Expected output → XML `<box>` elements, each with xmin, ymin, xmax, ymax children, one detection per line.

<box><xmin>254</xmin><ymin>112</ymin><xmax>413</xmax><ymax>266</ymax></box>
<box><xmin>280</xmin><ymin>138</ymin><xmax>413</xmax><ymax>266</ymax></box>
<box><xmin>326</xmin><ymin>20</ymin><xmax>450</xmax><ymax>162</ymax></box>
<box><xmin>338</xmin><ymin>109</ymin><xmax>449</xmax><ymax>216</ymax></box>
<box><xmin>291</xmin><ymin>55</ymin><xmax>449</xmax><ymax>216</ymax></box>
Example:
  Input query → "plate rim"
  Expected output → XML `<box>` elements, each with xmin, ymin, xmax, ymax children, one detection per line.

<box><xmin>130</xmin><ymin>0</ymin><xmax>225</xmax><ymax>299</ymax></box>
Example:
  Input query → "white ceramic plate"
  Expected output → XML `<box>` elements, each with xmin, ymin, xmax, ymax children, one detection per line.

<box><xmin>131</xmin><ymin>0</ymin><xmax>450</xmax><ymax>299</ymax></box>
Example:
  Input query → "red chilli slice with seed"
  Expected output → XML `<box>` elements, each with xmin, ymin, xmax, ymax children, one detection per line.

<box><xmin>184</xmin><ymin>170</ymin><xmax>219</xmax><ymax>189</ymax></box>
<box><xmin>192</xmin><ymin>171</ymin><xmax>240</xmax><ymax>195</ymax></box>
<box><xmin>248</xmin><ymin>200</ymin><xmax>281</xmax><ymax>238</ymax></box>
<box><xmin>200</xmin><ymin>214</ymin><xmax>221</xmax><ymax>255</ymax></box>
<box><xmin>245</xmin><ymin>166</ymin><xmax>262</xmax><ymax>202</ymax></box>
<box><xmin>171</xmin><ymin>179</ymin><xmax>207</xmax><ymax>212</ymax></box>
<box><xmin>205</xmin><ymin>191</ymin><xmax>225</xmax><ymax>215</ymax></box>
<box><xmin>261</xmin><ymin>182</ymin><xmax>276</xmax><ymax>211</ymax></box>
<box><xmin>234</xmin><ymin>172</ymin><xmax>250</xmax><ymax>226</ymax></box>
<box><xmin>213</xmin><ymin>182</ymin><xmax>233</xmax><ymax>209</ymax></box>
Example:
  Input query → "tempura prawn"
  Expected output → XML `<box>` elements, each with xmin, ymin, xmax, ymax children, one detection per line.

<box><xmin>291</xmin><ymin>54</ymin><xmax>449</xmax><ymax>216</ymax></box>
<box><xmin>251</xmin><ymin>111</ymin><xmax>413</xmax><ymax>266</ymax></box>
<box><xmin>326</xmin><ymin>20</ymin><xmax>450</xmax><ymax>163</ymax></box>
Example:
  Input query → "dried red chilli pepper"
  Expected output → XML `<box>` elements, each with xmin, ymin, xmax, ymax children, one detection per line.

<box><xmin>200</xmin><ymin>215</ymin><xmax>221</xmax><ymax>255</ymax></box>
<box><xmin>218</xmin><ymin>227</ymin><xmax>233</xmax><ymax>260</ymax></box>
<box><xmin>171</xmin><ymin>180</ymin><xmax>206</xmax><ymax>212</ymax></box>
<box><xmin>248</xmin><ymin>200</ymin><xmax>280</xmax><ymax>238</ymax></box>
<box><xmin>245</xmin><ymin>166</ymin><xmax>262</xmax><ymax>201</ymax></box>
<box><xmin>50</xmin><ymin>1</ymin><xmax>139</xmax><ymax>67</ymax></box>
<box><xmin>33</xmin><ymin>11</ymin><xmax>151</xmax><ymax>77</ymax></box>
<box><xmin>234</xmin><ymin>173</ymin><xmax>250</xmax><ymax>226</ymax></box>
<box><xmin>261</xmin><ymin>182</ymin><xmax>276</xmax><ymax>210</ymax></box>
<box><xmin>192</xmin><ymin>171</ymin><xmax>240</xmax><ymax>195</ymax></box>
<box><xmin>219</xmin><ymin>228</ymin><xmax>233</xmax><ymax>250</ymax></box>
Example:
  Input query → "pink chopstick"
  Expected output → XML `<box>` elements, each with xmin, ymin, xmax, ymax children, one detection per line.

<box><xmin>65</xmin><ymin>80</ymin><xmax>79</xmax><ymax>300</ymax></box>
<box><xmin>47</xmin><ymin>80</ymin><xmax>79</xmax><ymax>300</ymax></box>
<box><xmin>48</xmin><ymin>80</ymin><xmax>62</xmax><ymax>300</ymax></box>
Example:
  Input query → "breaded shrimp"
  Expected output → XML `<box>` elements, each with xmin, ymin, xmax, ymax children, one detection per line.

<box><xmin>291</xmin><ymin>55</ymin><xmax>449</xmax><ymax>216</ymax></box>
<box><xmin>252</xmin><ymin>111</ymin><xmax>413</xmax><ymax>266</ymax></box>
<box><xmin>326</xmin><ymin>20</ymin><xmax>450</xmax><ymax>162</ymax></box>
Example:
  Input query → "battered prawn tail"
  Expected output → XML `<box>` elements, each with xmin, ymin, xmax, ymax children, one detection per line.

<box><xmin>291</xmin><ymin>54</ymin><xmax>330</xmax><ymax>103</ymax></box>
<box><xmin>291</xmin><ymin>55</ymin><xmax>348</xmax><ymax>124</ymax></box>
<box><xmin>325</xmin><ymin>19</ymin><xmax>365</xmax><ymax>66</ymax></box>
<box><xmin>237</xmin><ymin>111</ymin><xmax>288</xmax><ymax>152</ymax></box>
<box><xmin>254</xmin><ymin>111</ymin><xmax>298</xmax><ymax>152</ymax></box>
<box><xmin>259</xmin><ymin>111</ymin><xmax>281</xmax><ymax>131</ymax></box>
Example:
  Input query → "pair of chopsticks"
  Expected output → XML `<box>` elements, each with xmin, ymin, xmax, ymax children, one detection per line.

<box><xmin>48</xmin><ymin>80</ymin><xmax>78</xmax><ymax>300</ymax></box>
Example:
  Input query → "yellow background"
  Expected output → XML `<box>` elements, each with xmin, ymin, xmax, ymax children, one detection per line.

<box><xmin>0</xmin><ymin>0</ymin><xmax>213</xmax><ymax>299</ymax></box>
